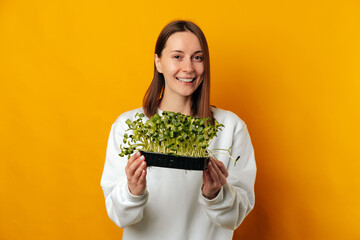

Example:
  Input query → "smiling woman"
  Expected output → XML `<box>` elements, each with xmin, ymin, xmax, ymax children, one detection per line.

<box><xmin>144</xmin><ymin>20</ymin><xmax>212</xmax><ymax>121</ymax></box>
<box><xmin>154</xmin><ymin>31</ymin><xmax>205</xmax><ymax>104</ymax></box>
<box><xmin>100</xmin><ymin>20</ymin><xmax>256</xmax><ymax>240</ymax></box>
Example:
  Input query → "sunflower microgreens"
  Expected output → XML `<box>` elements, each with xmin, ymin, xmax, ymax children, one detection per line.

<box><xmin>119</xmin><ymin>111</ymin><xmax>240</xmax><ymax>165</ymax></box>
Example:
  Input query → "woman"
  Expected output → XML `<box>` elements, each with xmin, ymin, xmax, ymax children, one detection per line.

<box><xmin>101</xmin><ymin>20</ymin><xmax>256</xmax><ymax>240</ymax></box>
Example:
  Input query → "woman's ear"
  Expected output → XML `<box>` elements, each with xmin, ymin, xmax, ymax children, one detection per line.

<box><xmin>154</xmin><ymin>54</ymin><xmax>162</xmax><ymax>73</ymax></box>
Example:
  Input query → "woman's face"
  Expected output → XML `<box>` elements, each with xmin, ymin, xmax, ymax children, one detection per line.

<box><xmin>155</xmin><ymin>31</ymin><xmax>204</xmax><ymax>99</ymax></box>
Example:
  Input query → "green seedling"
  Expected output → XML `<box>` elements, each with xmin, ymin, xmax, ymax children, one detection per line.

<box><xmin>119</xmin><ymin>111</ymin><xmax>240</xmax><ymax>165</ymax></box>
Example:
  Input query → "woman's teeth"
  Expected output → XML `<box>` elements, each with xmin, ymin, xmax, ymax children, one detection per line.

<box><xmin>177</xmin><ymin>78</ymin><xmax>195</xmax><ymax>83</ymax></box>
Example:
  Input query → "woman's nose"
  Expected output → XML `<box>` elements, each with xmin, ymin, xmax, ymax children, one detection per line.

<box><xmin>181</xmin><ymin>58</ymin><xmax>194</xmax><ymax>72</ymax></box>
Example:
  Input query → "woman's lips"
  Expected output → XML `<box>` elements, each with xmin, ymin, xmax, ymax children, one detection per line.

<box><xmin>176</xmin><ymin>77</ymin><xmax>196</xmax><ymax>83</ymax></box>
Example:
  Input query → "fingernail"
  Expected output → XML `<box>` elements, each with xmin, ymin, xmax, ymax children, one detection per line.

<box><xmin>140</xmin><ymin>156</ymin><xmax>145</xmax><ymax>160</ymax></box>
<box><xmin>142</xmin><ymin>161</ymin><xmax>146</xmax><ymax>166</ymax></box>
<box><xmin>136</xmin><ymin>151</ymin><xmax>141</xmax><ymax>156</ymax></box>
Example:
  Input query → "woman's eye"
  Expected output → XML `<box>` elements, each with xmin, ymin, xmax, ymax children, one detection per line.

<box><xmin>193</xmin><ymin>56</ymin><xmax>203</xmax><ymax>61</ymax></box>
<box><xmin>173</xmin><ymin>55</ymin><xmax>181</xmax><ymax>59</ymax></box>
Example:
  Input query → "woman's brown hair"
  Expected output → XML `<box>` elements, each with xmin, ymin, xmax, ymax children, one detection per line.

<box><xmin>143</xmin><ymin>20</ymin><xmax>213</xmax><ymax>122</ymax></box>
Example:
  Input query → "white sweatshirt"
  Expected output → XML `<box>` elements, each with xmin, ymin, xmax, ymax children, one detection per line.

<box><xmin>100</xmin><ymin>107</ymin><xmax>256</xmax><ymax>240</ymax></box>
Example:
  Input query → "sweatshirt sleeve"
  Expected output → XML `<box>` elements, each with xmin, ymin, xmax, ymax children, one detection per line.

<box><xmin>198</xmin><ymin>120</ymin><xmax>256</xmax><ymax>230</ymax></box>
<box><xmin>100</xmin><ymin>117</ymin><xmax>149</xmax><ymax>228</ymax></box>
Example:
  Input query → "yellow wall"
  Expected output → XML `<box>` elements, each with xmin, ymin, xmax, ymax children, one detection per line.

<box><xmin>1</xmin><ymin>0</ymin><xmax>359</xmax><ymax>239</ymax></box>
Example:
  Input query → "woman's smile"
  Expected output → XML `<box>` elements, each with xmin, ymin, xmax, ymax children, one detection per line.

<box><xmin>176</xmin><ymin>77</ymin><xmax>196</xmax><ymax>83</ymax></box>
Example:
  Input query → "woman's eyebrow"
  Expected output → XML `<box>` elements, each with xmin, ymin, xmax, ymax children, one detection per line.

<box><xmin>170</xmin><ymin>50</ymin><xmax>203</xmax><ymax>54</ymax></box>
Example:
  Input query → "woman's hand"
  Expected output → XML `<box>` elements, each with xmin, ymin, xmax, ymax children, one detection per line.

<box><xmin>125</xmin><ymin>151</ymin><xmax>147</xmax><ymax>196</ymax></box>
<box><xmin>202</xmin><ymin>158</ymin><xmax>229</xmax><ymax>199</ymax></box>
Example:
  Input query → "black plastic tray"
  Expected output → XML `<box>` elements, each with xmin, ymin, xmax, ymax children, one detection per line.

<box><xmin>140</xmin><ymin>151</ymin><xmax>209</xmax><ymax>170</ymax></box>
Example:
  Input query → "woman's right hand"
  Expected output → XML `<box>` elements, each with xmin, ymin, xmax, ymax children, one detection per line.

<box><xmin>125</xmin><ymin>151</ymin><xmax>147</xmax><ymax>196</ymax></box>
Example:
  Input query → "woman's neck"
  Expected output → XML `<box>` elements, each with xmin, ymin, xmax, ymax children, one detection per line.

<box><xmin>159</xmin><ymin>94</ymin><xmax>193</xmax><ymax>116</ymax></box>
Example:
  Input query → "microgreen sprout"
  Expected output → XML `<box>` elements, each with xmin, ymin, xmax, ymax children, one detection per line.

<box><xmin>119</xmin><ymin>111</ymin><xmax>240</xmax><ymax>165</ymax></box>
<box><xmin>208</xmin><ymin>146</ymin><xmax>241</xmax><ymax>165</ymax></box>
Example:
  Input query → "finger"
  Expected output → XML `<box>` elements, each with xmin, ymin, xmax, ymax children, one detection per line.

<box><xmin>128</xmin><ymin>151</ymin><xmax>141</xmax><ymax>165</ymax></box>
<box><xmin>126</xmin><ymin>152</ymin><xmax>140</xmax><ymax>172</ymax></box>
<box><xmin>133</xmin><ymin>159</ymin><xmax>146</xmax><ymax>181</ymax></box>
<box><xmin>213</xmin><ymin>159</ymin><xmax>229</xmax><ymax>178</ymax></box>
<box><xmin>207</xmin><ymin>161</ymin><xmax>220</xmax><ymax>183</ymax></box>
<box><xmin>138</xmin><ymin>168</ymin><xmax>147</xmax><ymax>183</ymax></box>
<box><xmin>210</xmin><ymin>158</ymin><xmax>222</xmax><ymax>176</ymax></box>
<box><xmin>127</xmin><ymin>155</ymin><xmax>144</xmax><ymax>176</ymax></box>
<box><xmin>210</xmin><ymin>159</ymin><xmax>227</xmax><ymax>185</ymax></box>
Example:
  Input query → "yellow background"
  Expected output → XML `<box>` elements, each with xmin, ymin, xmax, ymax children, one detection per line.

<box><xmin>1</xmin><ymin>0</ymin><xmax>359</xmax><ymax>239</ymax></box>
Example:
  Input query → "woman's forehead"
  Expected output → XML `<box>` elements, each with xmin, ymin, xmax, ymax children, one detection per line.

<box><xmin>163</xmin><ymin>31</ymin><xmax>202</xmax><ymax>53</ymax></box>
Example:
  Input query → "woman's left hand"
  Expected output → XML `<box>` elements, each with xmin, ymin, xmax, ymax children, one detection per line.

<box><xmin>202</xmin><ymin>158</ymin><xmax>229</xmax><ymax>199</ymax></box>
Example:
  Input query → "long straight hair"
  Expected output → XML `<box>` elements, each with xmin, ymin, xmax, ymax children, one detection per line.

<box><xmin>143</xmin><ymin>20</ymin><xmax>214</xmax><ymax>123</ymax></box>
